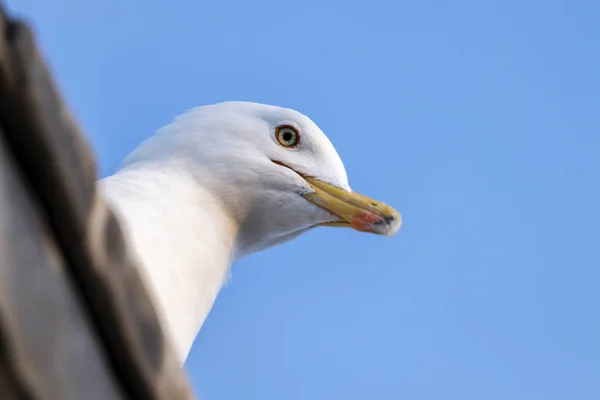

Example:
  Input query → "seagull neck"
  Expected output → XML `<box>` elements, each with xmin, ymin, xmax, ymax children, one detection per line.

<box><xmin>99</xmin><ymin>163</ymin><xmax>239</xmax><ymax>363</ymax></box>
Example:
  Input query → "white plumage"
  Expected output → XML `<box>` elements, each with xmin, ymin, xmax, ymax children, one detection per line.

<box><xmin>99</xmin><ymin>102</ymin><xmax>400</xmax><ymax>362</ymax></box>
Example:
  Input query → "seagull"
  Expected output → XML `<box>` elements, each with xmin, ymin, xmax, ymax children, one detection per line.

<box><xmin>98</xmin><ymin>101</ymin><xmax>401</xmax><ymax>363</ymax></box>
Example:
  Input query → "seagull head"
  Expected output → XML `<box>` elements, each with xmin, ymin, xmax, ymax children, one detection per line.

<box><xmin>121</xmin><ymin>101</ymin><xmax>401</xmax><ymax>257</ymax></box>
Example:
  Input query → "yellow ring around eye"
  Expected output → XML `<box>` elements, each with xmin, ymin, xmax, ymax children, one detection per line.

<box><xmin>275</xmin><ymin>125</ymin><xmax>300</xmax><ymax>148</ymax></box>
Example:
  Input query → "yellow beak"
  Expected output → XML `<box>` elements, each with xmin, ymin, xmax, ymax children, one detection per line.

<box><xmin>303</xmin><ymin>177</ymin><xmax>402</xmax><ymax>237</ymax></box>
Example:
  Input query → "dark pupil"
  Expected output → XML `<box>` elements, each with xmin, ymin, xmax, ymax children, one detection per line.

<box><xmin>282</xmin><ymin>131</ymin><xmax>294</xmax><ymax>142</ymax></box>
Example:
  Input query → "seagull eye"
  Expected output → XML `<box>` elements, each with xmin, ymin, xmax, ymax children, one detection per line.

<box><xmin>275</xmin><ymin>126</ymin><xmax>300</xmax><ymax>148</ymax></box>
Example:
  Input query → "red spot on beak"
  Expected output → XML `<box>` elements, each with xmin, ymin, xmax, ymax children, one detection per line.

<box><xmin>350</xmin><ymin>211</ymin><xmax>383</xmax><ymax>232</ymax></box>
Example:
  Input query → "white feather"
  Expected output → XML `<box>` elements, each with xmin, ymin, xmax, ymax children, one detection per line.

<box><xmin>99</xmin><ymin>102</ymin><xmax>350</xmax><ymax>362</ymax></box>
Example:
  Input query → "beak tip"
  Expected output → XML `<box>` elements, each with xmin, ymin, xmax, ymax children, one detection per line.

<box><xmin>382</xmin><ymin>212</ymin><xmax>402</xmax><ymax>237</ymax></box>
<box><xmin>366</xmin><ymin>210</ymin><xmax>401</xmax><ymax>237</ymax></box>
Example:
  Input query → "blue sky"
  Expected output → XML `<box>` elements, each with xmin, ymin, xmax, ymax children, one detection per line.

<box><xmin>11</xmin><ymin>0</ymin><xmax>600</xmax><ymax>398</ymax></box>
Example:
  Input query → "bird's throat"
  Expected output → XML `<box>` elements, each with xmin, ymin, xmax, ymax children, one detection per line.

<box><xmin>99</xmin><ymin>165</ymin><xmax>239</xmax><ymax>363</ymax></box>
